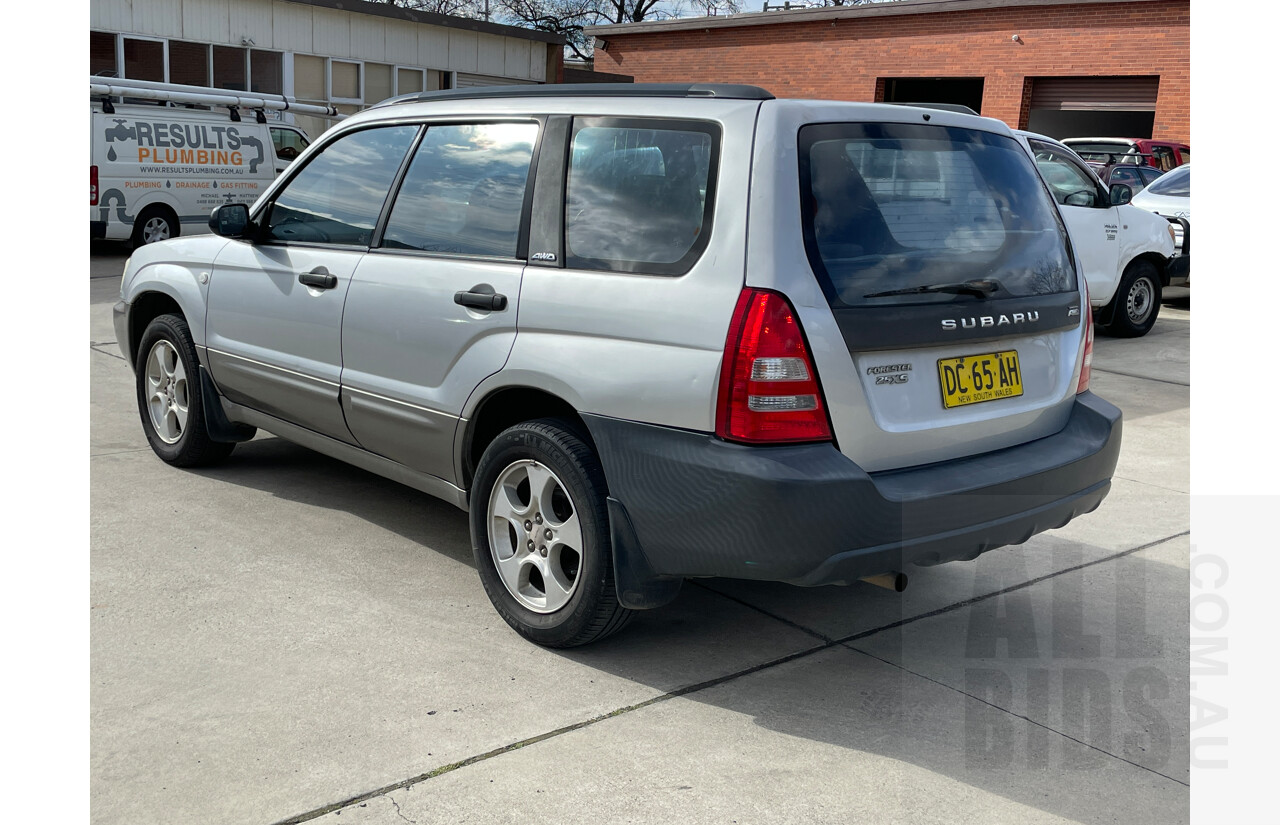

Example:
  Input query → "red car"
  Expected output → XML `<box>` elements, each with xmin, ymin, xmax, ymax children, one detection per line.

<box><xmin>1062</xmin><ymin>137</ymin><xmax>1189</xmax><ymax>172</ymax></box>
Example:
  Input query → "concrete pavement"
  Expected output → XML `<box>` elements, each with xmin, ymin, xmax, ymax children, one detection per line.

<box><xmin>90</xmin><ymin>248</ymin><xmax>1190</xmax><ymax>824</ymax></box>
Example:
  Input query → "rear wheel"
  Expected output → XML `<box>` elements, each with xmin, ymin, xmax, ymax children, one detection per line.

<box><xmin>135</xmin><ymin>314</ymin><xmax>235</xmax><ymax>467</ymax></box>
<box><xmin>1102</xmin><ymin>260</ymin><xmax>1161</xmax><ymax>338</ymax></box>
<box><xmin>471</xmin><ymin>419</ymin><xmax>632</xmax><ymax>647</ymax></box>
<box><xmin>132</xmin><ymin>206</ymin><xmax>178</xmax><ymax>246</ymax></box>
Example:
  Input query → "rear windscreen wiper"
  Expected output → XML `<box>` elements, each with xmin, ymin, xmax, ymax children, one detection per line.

<box><xmin>864</xmin><ymin>279</ymin><xmax>1001</xmax><ymax>299</ymax></box>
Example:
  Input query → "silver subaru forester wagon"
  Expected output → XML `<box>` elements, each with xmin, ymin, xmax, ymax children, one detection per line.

<box><xmin>115</xmin><ymin>84</ymin><xmax>1121</xmax><ymax>647</ymax></box>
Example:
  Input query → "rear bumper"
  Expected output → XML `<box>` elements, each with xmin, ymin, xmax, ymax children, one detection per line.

<box><xmin>584</xmin><ymin>392</ymin><xmax>1121</xmax><ymax>598</ymax></box>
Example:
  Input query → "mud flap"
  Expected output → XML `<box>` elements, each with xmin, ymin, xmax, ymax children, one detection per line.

<box><xmin>608</xmin><ymin>496</ymin><xmax>682</xmax><ymax>610</ymax></box>
<box><xmin>200</xmin><ymin>367</ymin><xmax>258</xmax><ymax>443</ymax></box>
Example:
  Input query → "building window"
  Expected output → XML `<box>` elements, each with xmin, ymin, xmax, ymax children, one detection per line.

<box><xmin>397</xmin><ymin>67</ymin><xmax>425</xmax><ymax>95</ymax></box>
<box><xmin>251</xmin><ymin>50</ymin><xmax>283</xmax><ymax>95</ymax></box>
<box><xmin>123</xmin><ymin>37</ymin><xmax>165</xmax><ymax>82</ymax></box>
<box><xmin>294</xmin><ymin>55</ymin><xmax>327</xmax><ymax>102</ymax></box>
<box><xmin>91</xmin><ymin>31</ymin><xmax>117</xmax><ymax>77</ymax></box>
<box><xmin>366</xmin><ymin>62</ymin><xmax>394</xmax><ymax>104</ymax></box>
<box><xmin>213</xmin><ymin>45</ymin><xmax>247</xmax><ymax>91</ymax></box>
<box><xmin>331</xmin><ymin>60</ymin><xmax>361</xmax><ymax>102</ymax></box>
<box><xmin>170</xmin><ymin>41</ymin><xmax>210</xmax><ymax>87</ymax></box>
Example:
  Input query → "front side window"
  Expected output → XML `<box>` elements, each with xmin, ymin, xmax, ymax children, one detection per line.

<box><xmin>1029</xmin><ymin>141</ymin><xmax>1105</xmax><ymax>207</ymax></box>
<box><xmin>1108</xmin><ymin>166</ymin><xmax>1143</xmax><ymax>190</ymax></box>
<box><xmin>270</xmin><ymin>127</ymin><xmax>310</xmax><ymax>161</ymax></box>
<box><xmin>565</xmin><ymin>119</ymin><xmax>718</xmax><ymax>275</ymax></box>
<box><xmin>382</xmin><ymin>122</ymin><xmax>538</xmax><ymax>258</ymax></box>
<box><xmin>800</xmin><ymin>123</ymin><xmax>1074</xmax><ymax>308</ymax></box>
<box><xmin>265</xmin><ymin>126</ymin><xmax>418</xmax><ymax>246</ymax></box>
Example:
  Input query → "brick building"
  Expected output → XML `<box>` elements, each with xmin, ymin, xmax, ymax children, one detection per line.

<box><xmin>585</xmin><ymin>0</ymin><xmax>1189</xmax><ymax>143</ymax></box>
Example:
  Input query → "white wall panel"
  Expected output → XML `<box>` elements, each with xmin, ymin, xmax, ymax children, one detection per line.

<box><xmin>131</xmin><ymin>0</ymin><xmax>183</xmax><ymax>38</ymax></box>
<box><xmin>271</xmin><ymin>0</ymin><xmax>313</xmax><ymax>53</ymax></box>
<box><xmin>229</xmin><ymin>0</ymin><xmax>273</xmax><ymax>50</ymax></box>
<box><xmin>418</xmin><ymin>26</ymin><xmax>451</xmax><ymax>70</ymax></box>
<box><xmin>504</xmin><ymin>39</ymin><xmax>530</xmax><ymax>80</ymax></box>
<box><xmin>350</xmin><ymin>16</ymin><xmax>385</xmax><ymax>62</ymax></box>
<box><xmin>91</xmin><ymin>0</ymin><xmax>134</xmax><ymax>33</ymax></box>
<box><xmin>312</xmin><ymin>8</ymin><xmax>351</xmax><ymax>58</ymax></box>
<box><xmin>386</xmin><ymin>24</ymin><xmax>417</xmax><ymax>64</ymax></box>
<box><xmin>529</xmin><ymin>43</ymin><xmax>547</xmax><ymax>82</ymax></box>
<box><xmin>476</xmin><ymin>33</ymin><xmax>505</xmax><ymax>76</ymax></box>
<box><xmin>181</xmin><ymin>0</ymin><xmax>230</xmax><ymax>42</ymax></box>
<box><xmin>447</xmin><ymin>29</ymin><xmax>478</xmax><ymax>73</ymax></box>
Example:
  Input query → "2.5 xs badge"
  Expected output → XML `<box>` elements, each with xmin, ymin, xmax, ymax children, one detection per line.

<box><xmin>867</xmin><ymin>363</ymin><xmax>912</xmax><ymax>385</ymax></box>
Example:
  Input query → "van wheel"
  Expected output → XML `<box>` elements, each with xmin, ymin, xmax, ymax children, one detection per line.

<box><xmin>136</xmin><ymin>314</ymin><xmax>235</xmax><ymax>467</ymax></box>
<box><xmin>132</xmin><ymin>206</ymin><xmax>178</xmax><ymax>246</ymax></box>
<box><xmin>471</xmin><ymin>419</ymin><xmax>633</xmax><ymax>648</ymax></box>
<box><xmin>1102</xmin><ymin>260</ymin><xmax>1161</xmax><ymax>338</ymax></box>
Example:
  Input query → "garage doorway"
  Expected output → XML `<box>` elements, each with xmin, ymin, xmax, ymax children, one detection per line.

<box><xmin>880</xmin><ymin>77</ymin><xmax>984</xmax><ymax>115</ymax></box>
<box><xmin>1026</xmin><ymin>76</ymin><xmax>1158</xmax><ymax>139</ymax></box>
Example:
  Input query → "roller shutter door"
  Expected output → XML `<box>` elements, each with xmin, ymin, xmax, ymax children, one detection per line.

<box><xmin>1031</xmin><ymin>77</ymin><xmax>1159</xmax><ymax>111</ymax></box>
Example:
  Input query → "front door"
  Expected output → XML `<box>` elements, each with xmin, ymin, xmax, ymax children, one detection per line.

<box><xmin>339</xmin><ymin>121</ymin><xmax>541</xmax><ymax>483</ymax></box>
<box><xmin>204</xmin><ymin>124</ymin><xmax>420</xmax><ymax>442</ymax></box>
<box><xmin>1029</xmin><ymin>139</ymin><xmax>1121</xmax><ymax>307</ymax></box>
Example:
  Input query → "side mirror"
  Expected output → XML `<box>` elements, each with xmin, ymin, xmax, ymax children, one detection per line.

<box><xmin>209</xmin><ymin>203</ymin><xmax>252</xmax><ymax>238</ymax></box>
<box><xmin>1109</xmin><ymin>184</ymin><xmax>1133</xmax><ymax>206</ymax></box>
<box><xmin>1064</xmin><ymin>190</ymin><xmax>1095</xmax><ymax>208</ymax></box>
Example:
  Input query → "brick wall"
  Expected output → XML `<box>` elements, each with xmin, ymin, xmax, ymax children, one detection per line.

<box><xmin>593</xmin><ymin>0</ymin><xmax>1189</xmax><ymax>142</ymax></box>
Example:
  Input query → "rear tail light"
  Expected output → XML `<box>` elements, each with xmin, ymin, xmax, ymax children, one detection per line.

<box><xmin>90</xmin><ymin>165</ymin><xmax>99</xmax><ymax>206</ymax></box>
<box><xmin>1077</xmin><ymin>290</ymin><xmax>1094</xmax><ymax>394</ymax></box>
<box><xmin>716</xmin><ymin>288</ymin><xmax>832</xmax><ymax>444</ymax></box>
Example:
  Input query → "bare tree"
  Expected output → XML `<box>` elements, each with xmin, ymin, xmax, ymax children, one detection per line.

<box><xmin>499</xmin><ymin>0</ymin><xmax>598</xmax><ymax>59</ymax></box>
<box><xmin>368</xmin><ymin>0</ymin><xmax>487</xmax><ymax>19</ymax></box>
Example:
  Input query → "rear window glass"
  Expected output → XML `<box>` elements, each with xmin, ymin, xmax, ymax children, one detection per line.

<box><xmin>799</xmin><ymin>123</ymin><xmax>1075</xmax><ymax>307</ymax></box>
<box><xmin>1144</xmin><ymin>166</ymin><xmax>1189</xmax><ymax>197</ymax></box>
<box><xmin>565</xmin><ymin>119</ymin><xmax>718</xmax><ymax>275</ymax></box>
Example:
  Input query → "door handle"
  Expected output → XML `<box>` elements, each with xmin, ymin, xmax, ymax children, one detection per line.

<box><xmin>454</xmin><ymin>290</ymin><xmax>508</xmax><ymax>312</ymax></box>
<box><xmin>299</xmin><ymin>267</ymin><xmax>337</xmax><ymax>290</ymax></box>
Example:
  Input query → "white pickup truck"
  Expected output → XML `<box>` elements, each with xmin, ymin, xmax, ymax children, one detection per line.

<box><xmin>1015</xmin><ymin>130</ymin><xmax>1178</xmax><ymax>338</ymax></box>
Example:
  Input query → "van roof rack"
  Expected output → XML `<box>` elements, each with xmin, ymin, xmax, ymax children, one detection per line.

<box><xmin>90</xmin><ymin>76</ymin><xmax>343</xmax><ymax>120</ymax></box>
<box><xmin>373</xmin><ymin>83</ymin><xmax>775</xmax><ymax>108</ymax></box>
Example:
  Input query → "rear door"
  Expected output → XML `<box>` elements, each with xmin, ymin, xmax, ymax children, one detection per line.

<box><xmin>338</xmin><ymin>120</ymin><xmax>540</xmax><ymax>484</ymax></box>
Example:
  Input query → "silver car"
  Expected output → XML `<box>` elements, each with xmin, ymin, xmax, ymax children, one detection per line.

<box><xmin>114</xmin><ymin>84</ymin><xmax>1121</xmax><ymax>647</ymax></box>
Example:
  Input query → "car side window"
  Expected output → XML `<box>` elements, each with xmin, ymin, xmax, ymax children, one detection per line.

<box><xmin>270</xmin><ymin>127</ymin><xmax>310</xmax><ymax>161</ymax></box>
<box><xmin>565</xmin><ymin>118</ymin><xmax>719</xmax><ymax>275</ymax></box>
<box><xmin>1029</xmin><ymin>141</ymin><xmax>1104</xmax><ymax>208</ymax></box>
<box><xmin>264</xmin><ymin>126</ymin><xmax>419</xmax><ymax>247</ymax></box>
<box><xmin>1151</xmin><ymin>145</ymin><xmax>1177</xmax><ymax>172</ymax></box>
<box><xmin>381</xmin><ymin>122</ymin><xmax>538</xmax><ymax>258</ymax></box>
<box><xmin>1139</xmin><ymin>167</ymin><xmax>1164</xmax><ymax>186</ymax></box>
<box><xmin>1109</xmin><ymin>166</ymin><xmax>1142</xmax><ymax>190</ymax></box>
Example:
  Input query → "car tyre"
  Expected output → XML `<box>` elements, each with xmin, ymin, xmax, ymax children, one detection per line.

<box><xmin>135</xmin><ymin>314</ymin><xmax>235</xmax><ymax>467</ymax></box>
<box><xmin>471</xmin><ymin>419</ymin><xmax>633</xmax><ymax>648</ymax></box>
<box><xmin>132</xmin><ymin>206</ymin><xmax>178</xmax><ymax>247</ymax></box>
<box><xmin>1102</xmin><ymin>260</ymin><xmax>1161</xmax><ymax>338</ymax></box>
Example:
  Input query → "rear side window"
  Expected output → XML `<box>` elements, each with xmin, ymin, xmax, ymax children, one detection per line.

<box><xmin>1145</xmin><ymin>166</ymin><xmax>1190</xmax><ymax>197</ymax></box>
<box><xmin>799</xmin><ymin>123</ymin><xmax>1075</xmax><ymax>307</ymax></box>
<box><xmin>565</xmin><ymin>118</ymin><xmax>719</xmax><ymax>275</ymax></box>
<box><xmin>265</xmin><ymin>125</ymin><xmax>418</xmax><ymax>246</ymax></box>
<box><xmin>382</xmin><ymin>122</ymin><xmax>538</xmax><ymax>258</ymax></box>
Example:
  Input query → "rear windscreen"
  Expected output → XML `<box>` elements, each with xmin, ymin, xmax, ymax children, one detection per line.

<box><xmin>799</xmin><ymin>123</ymin><xmax>1076</xmax><ymax>307</ymax></box>
<box><xmin>1144</xmin><ymin>166</ymin><xmax>1190</xmax><ymax>197</ymax></box>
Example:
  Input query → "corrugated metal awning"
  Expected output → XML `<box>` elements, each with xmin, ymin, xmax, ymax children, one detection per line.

<box><xmin>1030</xmin><ymin>76</ymin><xmax>1160</xmax><ymax>111</ymax></box>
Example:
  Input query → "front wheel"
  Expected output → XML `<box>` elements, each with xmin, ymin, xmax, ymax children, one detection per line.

<box><xmin>1102</xmin><ymin>260</ymin><xmax>1162</xmax><ymax>338</ymax></box>
<box><xmin>470</xmin><ymin>419</ymin><xmax>632</xmax><ymax>648</ymax></box>
<box><xmin>135</xmin><ymin>314</ymin><xmax>235</xmax><ymax>467</ymax></box>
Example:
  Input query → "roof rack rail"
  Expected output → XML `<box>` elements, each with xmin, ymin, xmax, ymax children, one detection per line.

<box><xmin>885</xmin><ymin>102</ymin><xmax>981</xmax><ymax>116</ymax></box>
<box><xmin>372</xmin><ymin>83</ymin><xmax>775</xmax><ymax>108</ymax></box>
<box><xmin>90</xmin><ymin>76</ymin><xmax>343</xmax><ymax>120</ymax></box>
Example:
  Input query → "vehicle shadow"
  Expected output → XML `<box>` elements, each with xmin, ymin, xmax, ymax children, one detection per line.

<box><xmin>196</xmin><ymin>435</ymin><xmax>1189</xmax><ymax>823</ymax></box>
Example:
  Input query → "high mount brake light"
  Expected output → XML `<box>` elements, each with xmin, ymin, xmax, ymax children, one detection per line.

<box><xmin>716</xmin><ymin>288</ymin><xmax>833</xmax><ymax>444</ymax></box>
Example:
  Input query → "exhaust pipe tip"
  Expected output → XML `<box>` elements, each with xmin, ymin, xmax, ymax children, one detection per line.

<box><xmin>860</xmin><ymin>572</ymin><xmax>908</xmax><ymax>593</ymax></box>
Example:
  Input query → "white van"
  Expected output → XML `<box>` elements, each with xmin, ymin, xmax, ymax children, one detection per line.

<box><xmin>90</xmin><ymin>100</ymin><xmax>310</xmax><ymax>245</ymax></box>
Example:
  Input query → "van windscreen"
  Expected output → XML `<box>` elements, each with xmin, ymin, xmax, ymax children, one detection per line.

<box><xmin>799</xmin><ymin>123</ymin><xmax>1075</xmax><ymax>308</ymax></box>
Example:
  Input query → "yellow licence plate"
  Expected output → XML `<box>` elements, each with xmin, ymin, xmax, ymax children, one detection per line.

<box><xmin>937</xmin><ymin>350</ymin><xmax>1023</xmax><ymax>409</ymax></box>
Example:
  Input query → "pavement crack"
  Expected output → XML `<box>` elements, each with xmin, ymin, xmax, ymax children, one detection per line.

<box><xmin>1112</xmin><ymin>475</ymin><xmax>1189</xmax><ymax>495</ymax></box>
<box><xmin>90</xmin><ymin>343</ymin><xmax>126</xmax><ymax>362</ymax></box>
<box><xmin>689</xmin><ymin>580</ymin><xmax>833</xmax><ymax>643</ymax></box>
<box><xmin>1091</xmin><ymin>367</ymin><xmax>1188</xmax><ymax>387</ymax></box>
<box><xmin>843</xmin><ymin>644</ymin><xmax>1190</xmax><ymax>787</ymax></box>
<box><xmin>387</xmin><ymin>794</ymin><xmax>416</xmax><ymax>824</ymax></box>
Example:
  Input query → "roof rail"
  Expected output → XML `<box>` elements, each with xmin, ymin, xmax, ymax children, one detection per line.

<box><xmin>372</xmin><ymin>82</ymin><xmax>775</xmax><ymax>108</ymax></box>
